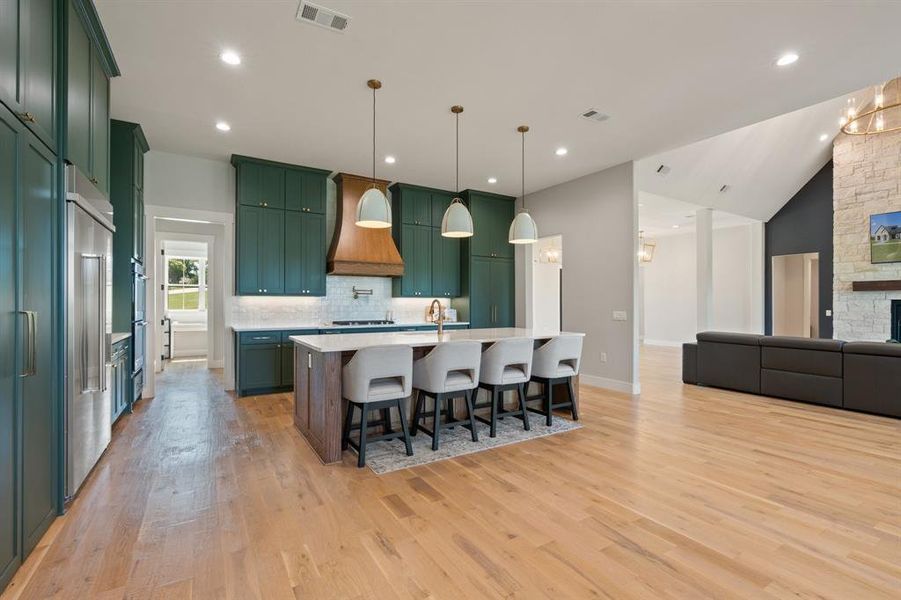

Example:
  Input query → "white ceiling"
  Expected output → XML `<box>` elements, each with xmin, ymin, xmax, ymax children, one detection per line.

<box><xmin>637</xmin><ymin>91</ymin><xmax>858</xmax><ymax>221</ymax></box>
<box><xmin>96</xmin><ymin>1</ymin><xmax>901</xmax><ymax>198</ymax></box>
<box><xmin>638</xmin><ymin>191</ymin><xmax>757</xmax><ymax>239</ymax></box>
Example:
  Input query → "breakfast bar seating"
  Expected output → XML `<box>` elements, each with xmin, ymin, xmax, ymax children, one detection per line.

<box><xmin>474</xmin><ymin>337</ymin><xmax>534</xmax><ymax>437</ymax></box>
<box><xmin>528</xmin><ymin>334</ymin><xmax>584</xmax><ymax>426</ymax></box>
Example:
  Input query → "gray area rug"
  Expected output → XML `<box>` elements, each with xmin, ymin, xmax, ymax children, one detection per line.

<box><xmin>362</xmin><ymin>416</ymin><xmax>582</xmax><ymax>474</ymax></box>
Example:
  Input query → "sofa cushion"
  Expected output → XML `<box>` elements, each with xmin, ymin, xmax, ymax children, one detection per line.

<box><xmin>760</xmin><ymin>336</ymin><xmax>845</xmax><ymax>352</ymax></box>
<box><xmin>843</xmin><ymin>352</ymin><xmax>900</xmax><ymax>417</ymax></box>
<box><xmin>761</xmin><ymin>369</ymin><xmax>843</xmax><ymax>407</ymax></box>
<box><xmin>761</xmin><ymin>346</ymin><xmax>843</xmax><ymax>378</ymax></box>
<box><xmin>696</xmin><ymin>331</ymin><xmax>762</xmax><ymax>346</ymax></box>
<box><xmin>697</xmin><ymin>340</ymin><xmax>760</xmax><ymax>394</ymax></box>
<box><xmin>843</xmin><ymin>341</ymin><xmax>901</xmax><ymax>358</ymax></box>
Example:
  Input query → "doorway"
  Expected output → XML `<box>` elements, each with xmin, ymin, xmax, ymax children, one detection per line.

<box><xmin>161</xmin><ymin>239</ymin><xmax>210</xmax><ymax>363</ymax></box>
<box><xmin>772</xmin><ymin>252</ymin><xmax>819</xmax><ymax>338</ymax></box>
<box><xmin>528</xmin><ymin>235</ymin><xmax>563</xmax><ymax>330</ymax></box>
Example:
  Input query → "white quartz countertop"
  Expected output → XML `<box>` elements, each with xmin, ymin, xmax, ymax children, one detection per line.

<box><xmin>231</xmin><ymin>321</ymin><xmax>469</xmax><ymax>332</ymax></box>
<box><xmin>290</xmin><ymin>327</ymin><xmax>584</xmax><ymax>353</ymax></box>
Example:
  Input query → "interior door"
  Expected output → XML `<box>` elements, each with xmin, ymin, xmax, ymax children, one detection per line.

<box><xmin>0</xmin><ymin>103</ymin><xmax>21</xmax><ymax>590</ymax></box>
<box><xmin>19</xmin><ymin>133</ymin><xmax>56</xmax><ymax>556</ymax></box>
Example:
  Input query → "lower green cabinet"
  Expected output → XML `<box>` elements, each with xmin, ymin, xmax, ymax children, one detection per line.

<box><xmin>239</xmin><ymin>344</ymin><xmax>282</xmax><ymax>391</ymax></box>
<box><xmin>111</xmin><ymin>338</ymin><xmax>131</xmax><ymax>422</ymax></box>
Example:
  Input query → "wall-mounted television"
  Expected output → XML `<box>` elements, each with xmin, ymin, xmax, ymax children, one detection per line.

<box><xmin>870</xmin><ymin>211</ymin><xmax>901</xmax><ymax>264</ymax></box>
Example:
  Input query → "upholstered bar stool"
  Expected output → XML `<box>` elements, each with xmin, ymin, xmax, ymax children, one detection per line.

<box><xmin>528</xmin><ymin>335</ymin><xmax>583</xmax><ymax>426</ymax></box>
<box><xmin>411</xmin><ymin>341</ymin><xmax>482</xmax><ymax>451</ymax></box>
<box><xmin>341</xmin><ymin>345</ymin><xmax>414</xmax><ymax>468</ymax></box>
<box><xmin>474</xmin><ymin>338</ymin><xmax>534</xmax><ymax>437</ymax></box>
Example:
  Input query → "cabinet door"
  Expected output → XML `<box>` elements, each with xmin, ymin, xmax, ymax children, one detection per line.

<box><xmin>259</xmin><ymin>208</ymin><xmax>284</xmax><ymax>294</ymax></box>
<box><xmin>285</xmin><ymin>170</ymin><xmax>325</xmax><ymax>214</ymax></box>
<box><xmin>469</xmin><ymin>256</ymin><xmax>493</xmax><ymax>328</ymax></box>
<box><xmin>430</xmin><ymin>192</ymin><xmax>454</xmax><ymax>228</ymax></box>
<box><xmin>283</xmin><ymin>211</ymin><xmax>303</xmax><ymax>295</ymax></box>
<box><xmin>66</xmin><ymin>8</ymin><xmax>91</xmax><ymax>174</ymax></box>
<box><xmin>21</xmin><ymin>0</ymin><xmax>56</xmax><ymax>150</ymax></box>
<box><xmin>431</xmin><ymin>227</ymin><xmax>460</xmax><ymax>298</ymax></box>
<box><xmin>239</xmin><ymin>344</ymin><xmax>281</xmax><ymax>391</ymax></box>
<box><xmin>0</xmin><ymin>0</ymin><xmax>23</xmax><ymax>113</ymax></box>
<box><xmin>237</xmin><ymin>162</ymin><xmax>262</xmax><ymax>207</ymax></box>
<box><xmin>280</xmin><ymin>343</ymin><xmax>294</xmax><ymax>387</ymax></box>
<box><xmin>400</xmin><ymin>188</ymin><xmax>431</xmax><ymax>226</ymax></box>
<box><xmin>301</xmin><ymin>212</ymin><xmax>326</xmax><ymax>295</ymax></box>
<box><xmin>469</xmin><ymin>196</ymin><xmax>493</xmax><ymax>257</ymax></box>
<box><xmin>237</xmin><ymin>205</ymin><xmax>261</xmax><ymax>294</ymax></box>
<box><xmin>399</xmin><ymin>224</ymin><xmax>431</xmax><ymax>296</ymax></box>
<box><xmin>0</xmin><ymin>104</ymin><xmax>21</xmax><ymax>588</ymax></box>
<box><xmin>89</xmin><ymin>50</ymin><xmax>109</xmax><ymax>195</ymax></box>
<box><xmin>19</xmin><ymin>133</ymin><xmax>56</xmax><ymax>557</ymax></box>
<box><xmin>491</xmin><ymin>200</ymin><xmax>514</xmax><ymax>259</ymax></box>
<box><xmin>491</xmin><ymin>259</ymin><xmax>514</xmax><ymax>326</ymax></box>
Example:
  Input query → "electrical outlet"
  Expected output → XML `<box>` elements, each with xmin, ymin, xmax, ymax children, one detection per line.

<box><xmin>612</xmin><ymin>310</ymin><xmax>628</xmax><ymax>321</ymax></box>
<box><xmin>825</xmin><ymin>309</ymin><xmax>832</xmax><ymax>317</ymax></box>
<box><xmin>600</xmin><ymin>352</ymin><xmax>607</xmax><ymax>363</ymax></box>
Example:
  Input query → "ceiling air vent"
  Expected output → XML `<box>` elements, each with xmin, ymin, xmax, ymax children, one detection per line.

<box><xmin>719</xmin><ymin>184</ymin><xmax>729</xmax><ymax>193</ymax></box>
<box><xmin>579</xmin><ymin>108</ymin><xmax>610</xmax><ymax>123</ymax></box>
<box><xmin>296</xmin><ymin>1</ymin><xmax>350</xmax><ymax>33</ymax></box>
<box><xmin>656</xmin><ymin>164</ymin><xmax>671</xmax><ymax>176</ymax></box>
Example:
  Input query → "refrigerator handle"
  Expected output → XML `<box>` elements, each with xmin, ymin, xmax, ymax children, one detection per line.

<box><xmin>100</xmin><ymin>255</ymin><xmax>107</xmax><ymax>392</ymax></box>
<box><xmin>17</xmin><ymin>310</ymin><xmax>36</xmax><ymax>377</ymax></box>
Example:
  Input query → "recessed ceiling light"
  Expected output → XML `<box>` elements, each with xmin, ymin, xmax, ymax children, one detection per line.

<box><xmin>776</xmin><ymin>52</ymin><xmax>799</xmax><ymax>67</ymax></box>
<box><xmin>638</xmin><ymin>203</ymin><xmax>644</xmax><ymax>207</ymax></box>
<box><xmin>384</xmin><ymin>155</ymin><xmax>396</xmax><ymax>164</ymax></box>
<box><xmin>555</xmin><ymin>147</ymin><xmax>568</xmax><ymax>156</ymax></box>
<box><xmin>672</xmin><ymin>224</ymin><xmax>680</xmax><ymax>229</ymax></box>
<box><xmin>220</xmin><ymin>50</ymin><xmax>241</xmax><ymax>66</ymax></box>
<box><xmin>819</xmin><ymin>133</ymin><xmax>829</xmax><ymax>142</ymax></box>
<box><xmin>215</xmin><ymin>121</ymin><xmax>231</xmax><ymax>132</ymax></box>
<box><xmin>487</xmin><ymin>177</ymin><xmax>497</xmax><ymax>184</ymax></box>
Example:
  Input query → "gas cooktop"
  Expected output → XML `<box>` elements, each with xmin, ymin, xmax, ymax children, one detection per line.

<box><xmin>331</xmin><ymin>320</ymin><xmax>395</xmax><ymax>326</ymax></box>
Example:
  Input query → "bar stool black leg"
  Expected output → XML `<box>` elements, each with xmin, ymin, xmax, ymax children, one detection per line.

<box><xmin>380</xmin><ymin>407</ymin><xmax>394</xmax><ymax>434</ymax></box>
<box><xmin>410</xmin><ymin>390</ymin><xmax>423</xmax><ymax>436</ymax></box>
<box><xmin>464</xmin><ymin>389</ymin><xmax>479</xmax><ymax>442</ymax></box>
<box><xmin>342</xmin><ymin>401</ymin><xmax>354</xmax><ymax>451</ymax></box>
<box><xmin>567</xmin><ymin>379</ymin><xmax>579</xmax><ymax>421</ymax></box>
<box><xmin>431</xmin><ymin>393</ymin><xmax>441</xmax><ymax>451</ymax></box>
<box><xmin>396</xmin><ymin>398</ymin><xmax>413</xmax><ymax>456</ymax></box>
<box><xmin>544</xmin><ymin>382</ymin><xmax>553</xmax><ymax>426</ymax></box>
<box><xmin>358</xmin><ymin>405</ymin><xmax>369</xmax><ymax>468</ymax></box>
<box><xmin>517</xmin><ymin>384</ymin><xmax>530</xmax><ymax>431</ymax></box>
<box><xmin>490</xmin><ymin>388</ymin><xmax>499</xmax><ymax>438</ymax></box>
<box><xmin>446</xmin><ymin>396</ymin><xmax>455</xmax><ymax>426</ymax></box>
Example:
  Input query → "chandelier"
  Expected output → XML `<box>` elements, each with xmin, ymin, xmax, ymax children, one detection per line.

<box><xmin>840</xmin><ymin>77</ymin><xmax>900</xmax><ymax>135</ymax></box>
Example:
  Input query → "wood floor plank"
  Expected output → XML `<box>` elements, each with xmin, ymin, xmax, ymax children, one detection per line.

<box><xmin>2</xmin><ymin>346</ymin><xmax>899</xmax><ymax>600</ymax></box>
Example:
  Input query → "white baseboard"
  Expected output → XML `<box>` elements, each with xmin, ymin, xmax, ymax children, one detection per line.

<box><xmin>207</xmin><ymin>359</ymin><xmax>224</xmax><ymax>369</ymax></box>
<box><xmin>580</xmin><ymin>374</ymin><xmax>640</xmax><ymax>395</ymax></box>
<box><xmin>642</xmin><ymin>339</ymin><xmax>685</xmax><ymax>348</ymax></box>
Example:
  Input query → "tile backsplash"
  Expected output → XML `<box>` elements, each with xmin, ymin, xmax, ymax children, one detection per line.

<box><xmin>229</xmin><ymin>276</ymin><xmax>451</xmax><ymax>328</ymax></box>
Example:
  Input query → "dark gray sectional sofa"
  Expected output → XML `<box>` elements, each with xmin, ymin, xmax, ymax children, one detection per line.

<box><xmin>683</xmin><ymin>332</ymin><xmax>899</xmax><ymax>418</ymax></box>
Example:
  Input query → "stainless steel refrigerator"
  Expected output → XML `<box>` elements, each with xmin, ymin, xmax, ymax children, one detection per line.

<box><xmin>65</xmin><ymin>166</ymin><xmax>114</xmax><ymax>500</ymax></box>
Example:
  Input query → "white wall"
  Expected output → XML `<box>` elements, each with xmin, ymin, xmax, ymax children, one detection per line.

<box><xmin>642</xmin><ymin>224</ymin><xmax>759</xmax><ymax>345</ymax></box>
<box><xmin>516</xmin><ymin>162</ymin><xmax>638</xmax><ymax>394</ymax></box>
<box><xmin>144</xmin><ymin>150</ymin><xmax>235</xmax><ymax>214</ymax></box>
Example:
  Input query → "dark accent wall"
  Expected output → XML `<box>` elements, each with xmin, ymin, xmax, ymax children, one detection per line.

<box><xmin>765</xmin><ymin>161</ymin><xmax>833</xmax><ymax>338</ymax></box>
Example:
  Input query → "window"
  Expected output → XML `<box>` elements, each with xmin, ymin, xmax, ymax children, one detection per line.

<box><xmin>166</xmin><ymin>257</ymin><xmax>208</xmax><ymax>311</ymax></box>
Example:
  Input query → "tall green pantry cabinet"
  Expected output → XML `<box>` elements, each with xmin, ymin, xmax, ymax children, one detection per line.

<box><xmin>1</xmin><ymin>0</ymin><xmax>119</xmax><ymax>593</ymax></box>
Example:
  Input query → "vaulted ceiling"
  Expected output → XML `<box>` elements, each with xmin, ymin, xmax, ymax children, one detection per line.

<box><xmin>97</xmin><ymin>1</ymin><xmax>901</xmax><ymax>198</ymax></box>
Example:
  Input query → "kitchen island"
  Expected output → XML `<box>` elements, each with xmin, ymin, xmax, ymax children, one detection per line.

<box><xmin>290</xmin><ymin>327</ymin><xmax>585</xmax><ymax>464</ymax></box>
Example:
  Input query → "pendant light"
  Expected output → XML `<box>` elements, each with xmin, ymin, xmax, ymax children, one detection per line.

<box><xmin>355</xmin><ymin>79</ymin><xmax>392</xmax><ymax>228</ymax></box>
<box><xmin>509</xmin><ymin>125</ymin><xmax>538</xmax><ymax>244</ymax></box>
<box><xmin>441</xmin><ymin>105</ymin><xmax>474</xmax><ymax>238</ymax></box>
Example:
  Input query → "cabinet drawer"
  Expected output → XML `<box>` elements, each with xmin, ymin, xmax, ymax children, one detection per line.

<box><xmin>239</xmin><ymin>331</ymin><xmax>280</xmax><ymax>344</ymax></box>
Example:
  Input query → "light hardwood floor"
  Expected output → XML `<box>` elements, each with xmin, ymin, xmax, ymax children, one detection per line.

<box><xmin>3</xmin><ymin>347</ymin><xmax>899</xmax><ymax>599</ymax></box>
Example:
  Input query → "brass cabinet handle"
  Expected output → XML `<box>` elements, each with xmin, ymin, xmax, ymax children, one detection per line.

<box><xmin>90</xmin><ymin>177</ymin><xmax>99</xmax><ymax>185</ymax></box>
<box><xmin>20</xmin><ymin>112</ymin><xmax>36</xmax><ymax>123</ymax></box>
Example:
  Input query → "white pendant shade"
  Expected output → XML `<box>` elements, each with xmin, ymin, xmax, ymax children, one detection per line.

<box><xmin>508</xmin><ymin>210</ymin><xmax>538</xmax><ymax>244</ymax></box>
<box><xmin>441</xmin><ymin>198</ymin><xmax>473</xmax><ymax>238</ymax></box>
<box><xmin>355</xmin><ymin>187</ymin><xmax>392</xmax><ymax>228</ymax></box>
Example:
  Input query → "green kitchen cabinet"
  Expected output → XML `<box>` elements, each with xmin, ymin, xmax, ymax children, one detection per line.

<box><xmin>239</xmin><ymin>344</ymin><xmax>282</xmax><ymax>391</ymax></box>
<box><xmin>232</xmin><ymin>155</ymin><xmax>331</xmax><ymax>297</ymax></box>
<box><xmin>454</xmin><ymin>190</ymin><xmax>516</xmax><ymax>327</ymax></box>
<box><xmin>394</xmin><ymin>223</ymin><xmax>432</xmax><ymax>297</ymax></box>
<box><xmin>238</xmin><ymin>205</ymin><xmax>285</xmax><ymax>295</ymax></box>
<box><xmin>280</xmin><ymin>343</ymin><xmax>295</xmax><ymax>387</ymax></box>
<box><xmin>0</xmin><ymin>0</ymin><xmax>23</xmax><ymax>114</ymax></box>
<box><xmin>399</xmin><ymin>186</ymin><xmax>432</xmax><ymax>226</ymax></box>
<box><xmin>431</xmin><ymin>226</ymin><xmax>460</xmax><ymax>298</ymax></box>
<box><xmin>0</xmin><ymin>104</ymin><xmax>59</xmax><ymax>592</ymax></box>
<box><xmin>66</xmin><ymin>2</ymin><xmax>111</xmax><ymax>197</ymax></box>
<box><xmin>285</xmin><ymin>168</ymin><xmax>326</xmax><ymax>214</ymax></box>
<box><xmin>285</xmin><ymin>211</ymin><xmax>326</xmax><ymax>296</ymax></box>
<box><xmin>430</xmin><ymin>191</ymin><xmax>455</xmax><ymax>227</ymax></box>
<box><xmin>111</xmin><ymin>338</ymin><xmax>131</xmax><ymax>423</ymax></box>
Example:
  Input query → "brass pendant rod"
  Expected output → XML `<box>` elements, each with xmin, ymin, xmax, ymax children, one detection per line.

<box><xmin>372</xmin><ymin>85</ymin><xmax>376</xmax><ymax>184</ymax></box>
<box><xmin>456</xmin><ymin>110</ymin><xmax>459</xmax><ymax>193</ymax></box>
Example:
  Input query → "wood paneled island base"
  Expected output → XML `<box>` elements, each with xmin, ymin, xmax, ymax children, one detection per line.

<box><xmin>291</xmin><ymin>328</ymin><xmax>584</xmax><ymax>464</ymax></box>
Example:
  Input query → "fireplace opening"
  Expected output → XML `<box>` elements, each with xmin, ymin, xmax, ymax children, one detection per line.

<box><xmin>892</xmin><ymin>300</ymin><xmax>901</xmax><ymax>342</ymax></box>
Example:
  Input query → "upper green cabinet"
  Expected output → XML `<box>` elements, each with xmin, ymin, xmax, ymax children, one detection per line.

<box><xmin>468</xmin><ymin>191</ymin><xmax>514</xmax><ymax>259</ymax></box>
<box><xmin>232</xmin><ymin>155</ymin><xmax>329</xmax><ymax>296</ymax></box>
<box><xmin>0</xmin><ymin>0</ymin><xmax>57</xmax><ymax>151</ymax></box>
<box><xmin>66</xmin><ymin>0</ymin><xmax>113</xmax><ymax>196</ymax></box>
<box><xmin>390</xmin><ymin>183</ymin><xmax>461</xmax><ymax>298</ymax></box>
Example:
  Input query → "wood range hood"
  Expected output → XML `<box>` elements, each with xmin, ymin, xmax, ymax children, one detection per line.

<box><xmin>327</xmin><ymin>173</ymin><xmax>404</xmax><ymax>277</ymax></box>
